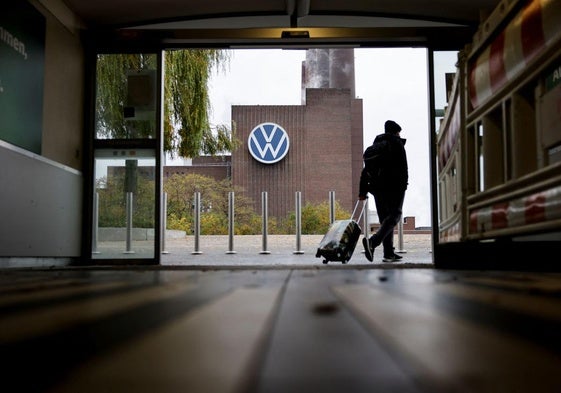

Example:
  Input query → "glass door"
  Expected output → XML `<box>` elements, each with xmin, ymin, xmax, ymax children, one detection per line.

<box><xmin>89</xmin><ymin>52</ymin><xmax>162</xmax><ymax>264</ymax></box>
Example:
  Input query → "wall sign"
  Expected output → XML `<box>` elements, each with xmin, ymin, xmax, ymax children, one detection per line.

<box><xmin>248</xmin><ymin>122</ymin><xmax>290</xmax><ymax>164</ymax></box>
<box><xmin>0</xmin><ymin>0</ymin><xmax>45</xmax><ymax>154</ymax></box>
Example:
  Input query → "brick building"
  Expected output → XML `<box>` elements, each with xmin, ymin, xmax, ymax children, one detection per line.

<box><xmin>231</xmin><ymin>48</ymin><xmax>363</xmax><ymax>219</ymax></box>
<box><xmin>164</xmin><ymin>156</ymin><xmax>231</xmax><ymax>181</ymax></box>
<box><xmin>157</xmin><ymin>49</ymin><xmax>362</xmax><ymax>220</ymax></box>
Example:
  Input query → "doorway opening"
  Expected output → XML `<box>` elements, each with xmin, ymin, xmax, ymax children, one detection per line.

<box><xmin>91</xmin><ymin>48</ymin><xmax>457</xmax><ymax>266</ymax></box>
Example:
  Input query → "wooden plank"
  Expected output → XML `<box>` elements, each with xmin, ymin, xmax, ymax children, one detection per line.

<box><xmin>0</xmin><ymin>281</ymin><xmax>197</xmax><ymax>342</ymax></box>
<box><xmin>334</xmin><ymin>283</ymin><xmax>561</xmax><ymax>392</ymax></box>
<box><xmin>51</xmin><ymin>287</ymin><xmax>282</xmax><ymax>393</ymax></box>
<box><xmin>255</xmin><ymin>270</ymin><xmax>425</xmax><ymax>393</ymax></box>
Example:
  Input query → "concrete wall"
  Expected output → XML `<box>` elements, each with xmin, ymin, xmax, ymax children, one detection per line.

<box><xmin>0</xmin><ymin>141</ymin><xmax>82</xmax><ymax>257</ymax></box>
<box><xmin>0</xmin><ymin>1</ymin><xmax>84</xmax><ymax>261</ymax></box>
<box><xmin>40</xmin><ymin>0</ymin><xmax>85</xmax><ymax>170</ymax></box>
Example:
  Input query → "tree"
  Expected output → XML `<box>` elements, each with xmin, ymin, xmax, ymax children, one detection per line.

<box><xmin>164</xmin><ymin>50</ymin><xmax>238</xmax><ymax>157</ymax></box>
<box><xmin>96</xmin><ymin>172</ymin><xmax>155</xmax><ymax>228</ymax></box>
<box><xmin>162</xmin><ymin>174</ymin><xmax>353</xmax><ymax>235</ymax></box>
<box><xmin>163</xmin><ymin>174</ymin><xmax>261</xmax><ymax>235</ymax></box>
<box><xmin>95</xmin><ymin>51</ymin><xmax>239</xmax><ymax>220</ymax></box>
<box><xmin>95</xmin><ymin>50</ymin><xmax>238</xmax><ymax>157</ymax></box>
<box><xmin>296</xmin><ymin>201</ymin><xmax>350</xmax><ymax>234</ymax></box>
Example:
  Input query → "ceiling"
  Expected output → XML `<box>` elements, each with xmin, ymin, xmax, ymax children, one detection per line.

<box><xmin>60</xmin><ymin>0</ymin><xmax>503</xmax><ymax>49</ymax></box>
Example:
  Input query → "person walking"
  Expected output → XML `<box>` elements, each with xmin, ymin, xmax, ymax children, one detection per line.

<box><xmin>358</xmin><ymin>120</ymin><xmax>408</xmax><ymax>262</ymax></box>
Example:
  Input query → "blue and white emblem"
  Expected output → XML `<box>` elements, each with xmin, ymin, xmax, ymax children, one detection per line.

<box><xmin>248</xmin><ymin>122</ymin><xmax>290</xmax><ymax>164</ymax></box>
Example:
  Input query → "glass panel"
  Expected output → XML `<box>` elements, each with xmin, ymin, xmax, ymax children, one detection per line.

<box><xmin>95</xmin><ymin>54</ymin><xmax>158</xmax><ymax>139</ymax></box>
<box><xmin>92</xmin><ymin>148</ymin><xmax>156</xmax><ymax>259</ymax></box>
<box><xmin>481</xmin><ymin>108</ymin><xmax>504</xmax><ymax>190</ymax></box>
<box><xmin>434</xmin><ymin>50</ymin><xmax>459</xmax><ymax>232</ymax></box>
<box><xmin>466</xmin><ymin>125</ymin><xmax>477</xmax><ymax>196</ymax></box>
<box><xmin>433</xmin><ymin>51</ymin><xmax>459</xmax><ymax>133</ymax></box>
<box><xmin>478</xmin><ymin>123</ymin><xmax>484</xmax><ymax>192</ymax></box>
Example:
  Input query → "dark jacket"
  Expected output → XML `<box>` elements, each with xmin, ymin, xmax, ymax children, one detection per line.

<box><xmin>359</xmin><ymin>133</ymin><xmax>408</xmax><ymax>198</ymax></box>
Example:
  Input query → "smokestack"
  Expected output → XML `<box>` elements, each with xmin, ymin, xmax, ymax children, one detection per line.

<box><xmin>301</xmin><ymin>48</ymin><xmax>355</xmax><ymax>103</ymax></box>
<box><xmin>329</xmin><ymin>48</ymin><xmax>355</xmax><ymax>98</ymax></box>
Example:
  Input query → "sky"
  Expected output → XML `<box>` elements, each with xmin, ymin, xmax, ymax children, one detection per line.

<box><xmin>203</xmin><ymin>48</ymin><xmax>457</xmax><ymax>228</ymax></box>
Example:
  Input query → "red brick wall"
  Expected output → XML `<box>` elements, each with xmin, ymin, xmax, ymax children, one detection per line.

<box><xmin>303</xmin><ymin>89</ymin><xmax>354</xmax><ymax>210</ymax></box>
<box><xmin>351</xmin><ymin>98</ymin><xmax>364</xmax><ymax>203</ymax></box>
<box><xmin>163</xmin><ymin>165</ymin><xmax>230</xmax><ymax>181</ymax></box>
<box><xmin>164</xmin><ymin>156</ymin><xmax>231</xmax><ymax>181</ymax></box>
<box><xmin>231</xmin><ymin>88</ymin><xmax>362</xmax><ymax>218</ymax></box>
<box><xmin>232</xmin><ymin>105</ymin><xmax>305</xmax><ymax>219</ymax></box>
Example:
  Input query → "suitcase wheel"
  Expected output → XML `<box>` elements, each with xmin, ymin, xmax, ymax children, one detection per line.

<box><xmin>322</xmin><ymin>259</ymin><xmax>328</xmax><ymax>264</ymax></box>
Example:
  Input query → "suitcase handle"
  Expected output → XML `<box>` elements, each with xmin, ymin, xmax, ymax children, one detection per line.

<box><xmin>351</xmin><ymin>199</ymin><xmax>367</xmax><ymax>223</ymax></box>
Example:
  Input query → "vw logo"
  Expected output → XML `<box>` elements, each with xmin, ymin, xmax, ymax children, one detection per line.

<box><xmin>248</xmin><ymin>122</ymin><xmax>290</xmax><ymax>164</ymax></box>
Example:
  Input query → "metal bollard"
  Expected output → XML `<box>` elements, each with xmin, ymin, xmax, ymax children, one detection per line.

<box><xmin>161</xmin><ymin>192</ymin><xmax>169</xmax><ymax>254</ymax></box>
<box><xmin>260</xmin><ymin>191</ymin><xmax>270</xmax><ymax>254</ymax></box>
<box><xmin>360</xmin><ymin>199</ymin><xmax>369</xmax><ymax>254</ymax></box>
<box><xmin>329</xmin><ymin>191</ymin><xmax>335</xmax><ymax>224</ymax></box>
<box><xmin>226</xmin><ymin>191</ymin><xmax>236</xmax><ymax>254</ymax></box>
<box><xmin>359</xmin><ymin>199</ymin><xmax>370</xmax><ymax>254</ymax></box>
<box><xmin>92</xmin><ymin>192</ymin><xmax>100</xmax><ymax>254</ymax></box>
<box><xmin>192</xmin><ymin>191</ymin><xmax>202</xmax><ymax>255</ymax></box>
<box><xmin>294</xmin><ymin>191</ymin><xmax>304</xmax><ymax>254</ymax></box>
<box><xmin>396</xmin><ymin>219</ymin><xmax>407</xmax><ymax>253</ymax></box>
<box><xmin>362</xmin><ymin>198</ymin><xmax>369</xmax><ymax>235</ymax></box>
<box><xmin>124</xmin><ymin>191</ymin><xmax>135</xmax><ymax>254</ymax></box>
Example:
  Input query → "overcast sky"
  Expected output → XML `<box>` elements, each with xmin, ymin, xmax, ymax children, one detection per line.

<box><xmin>205</xmin><ymin>48</ymin><xmax>457</xmax><ymax>227</ymax></box>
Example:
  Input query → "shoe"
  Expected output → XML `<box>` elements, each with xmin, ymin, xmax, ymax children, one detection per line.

<box><xmin>383</xmin><ymin>253</ymin><xmax>403</xmax><ymax>262</ymax></box>
<box><xmin>362</xmin><ymin>237</ymin><xmax>374</xmax><ymax>262</ymax></box>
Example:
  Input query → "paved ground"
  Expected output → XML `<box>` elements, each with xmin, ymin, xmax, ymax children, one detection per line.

<box><xmin>160</xmin><ymin>233</ymin><xmax>434</xmax><ymax>266</ymax></box>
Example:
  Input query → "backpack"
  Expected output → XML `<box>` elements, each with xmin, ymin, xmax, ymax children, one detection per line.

<box><xmin>363</xmin><ymin>139</ymin><xmax>389</xmax><ymax>179</ymax></box>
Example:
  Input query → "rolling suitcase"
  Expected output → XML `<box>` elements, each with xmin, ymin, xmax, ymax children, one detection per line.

<box><xmin>315</xmin><ymin>200</ymin><xmax>366</xmax><ymax>264</ymax></box>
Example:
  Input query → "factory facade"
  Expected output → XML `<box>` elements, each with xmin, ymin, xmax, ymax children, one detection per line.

<box><xmin>231</xmin><ymin>49</ymin><xmax>364</xmax><ymax>218</ymax></box>
<box><xmin>164</xmin><ymin>49</ymin><xmax>364</xmax><ymax>219</ymax></box>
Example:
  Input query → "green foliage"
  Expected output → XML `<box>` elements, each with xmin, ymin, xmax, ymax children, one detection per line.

<box><xmin>297</xmin><ymin>201</ymin><xmax>350</xmax><ymax>234</ymax></box>
<box><xmin>234</xmin><ymin>214</ymin><xmax>262</xmax><ymax>235</ymax></box>
<box><xmin>97</xmin><ymin>171</ymin><xmax>352</xmax><ymax>235</ymax></box>
<box><xmin>96</xmin><ymin>50</ymin><xmax>239</xmax><ymax>158</ymax></box>
<box><xmin>164</xmin><ymin>173</ymin><xmax>216</xmax><ymax>222</ymax></box>
<box><xmin>164</xmin><ymin>174</ymin><xmax>352</xmax><ymax>235</ymax></box>
<box><xmin>164</xmin><ymin>50</ymin><xmax>238</xmax><ymax>157</ymax></box>
<box><xmin>201</xmin><ymin>212</ymin><xmax>227</xmax><ymax>235</ymax></box>
<box><xmin>95</xmin><ymin>54</ymin><xmax>157</xmax><ymax>139</ymax></box>
<box><xmin>164</xmin><ymin>173</ymin><xmax>262</xmax><ymax>235</ymax></box>
<box><xmin>96</xmin><ymin>171</ymin><xmax>155</xmax><ymax>228</ymax></box>
<box><xmin>166</xmin><ymin>213</ymin><xmax>191</xmax><ymax>234</ymax></box>
<box><xmin>134</xmin><ymin>177</ymin><xmax>156</xmax><ymax>227</ymax></box>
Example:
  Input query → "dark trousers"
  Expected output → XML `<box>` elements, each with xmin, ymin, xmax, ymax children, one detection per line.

<box><xmin>370</xmin><ymin>188</ymin><xmax>405</xmax><ymax>256</ymax></box>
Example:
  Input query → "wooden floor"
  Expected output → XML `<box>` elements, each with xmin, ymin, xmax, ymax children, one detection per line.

<box><xmin>2</xmin><ymin>266</ymin><xmax>561</xmax><ymax>393</ymax></box>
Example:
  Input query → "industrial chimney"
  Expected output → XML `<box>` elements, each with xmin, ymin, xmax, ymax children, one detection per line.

<box><xmin>301</xmin><ymin>48</ymin><xmax>355</xmax><ymax>103</ymax></box>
